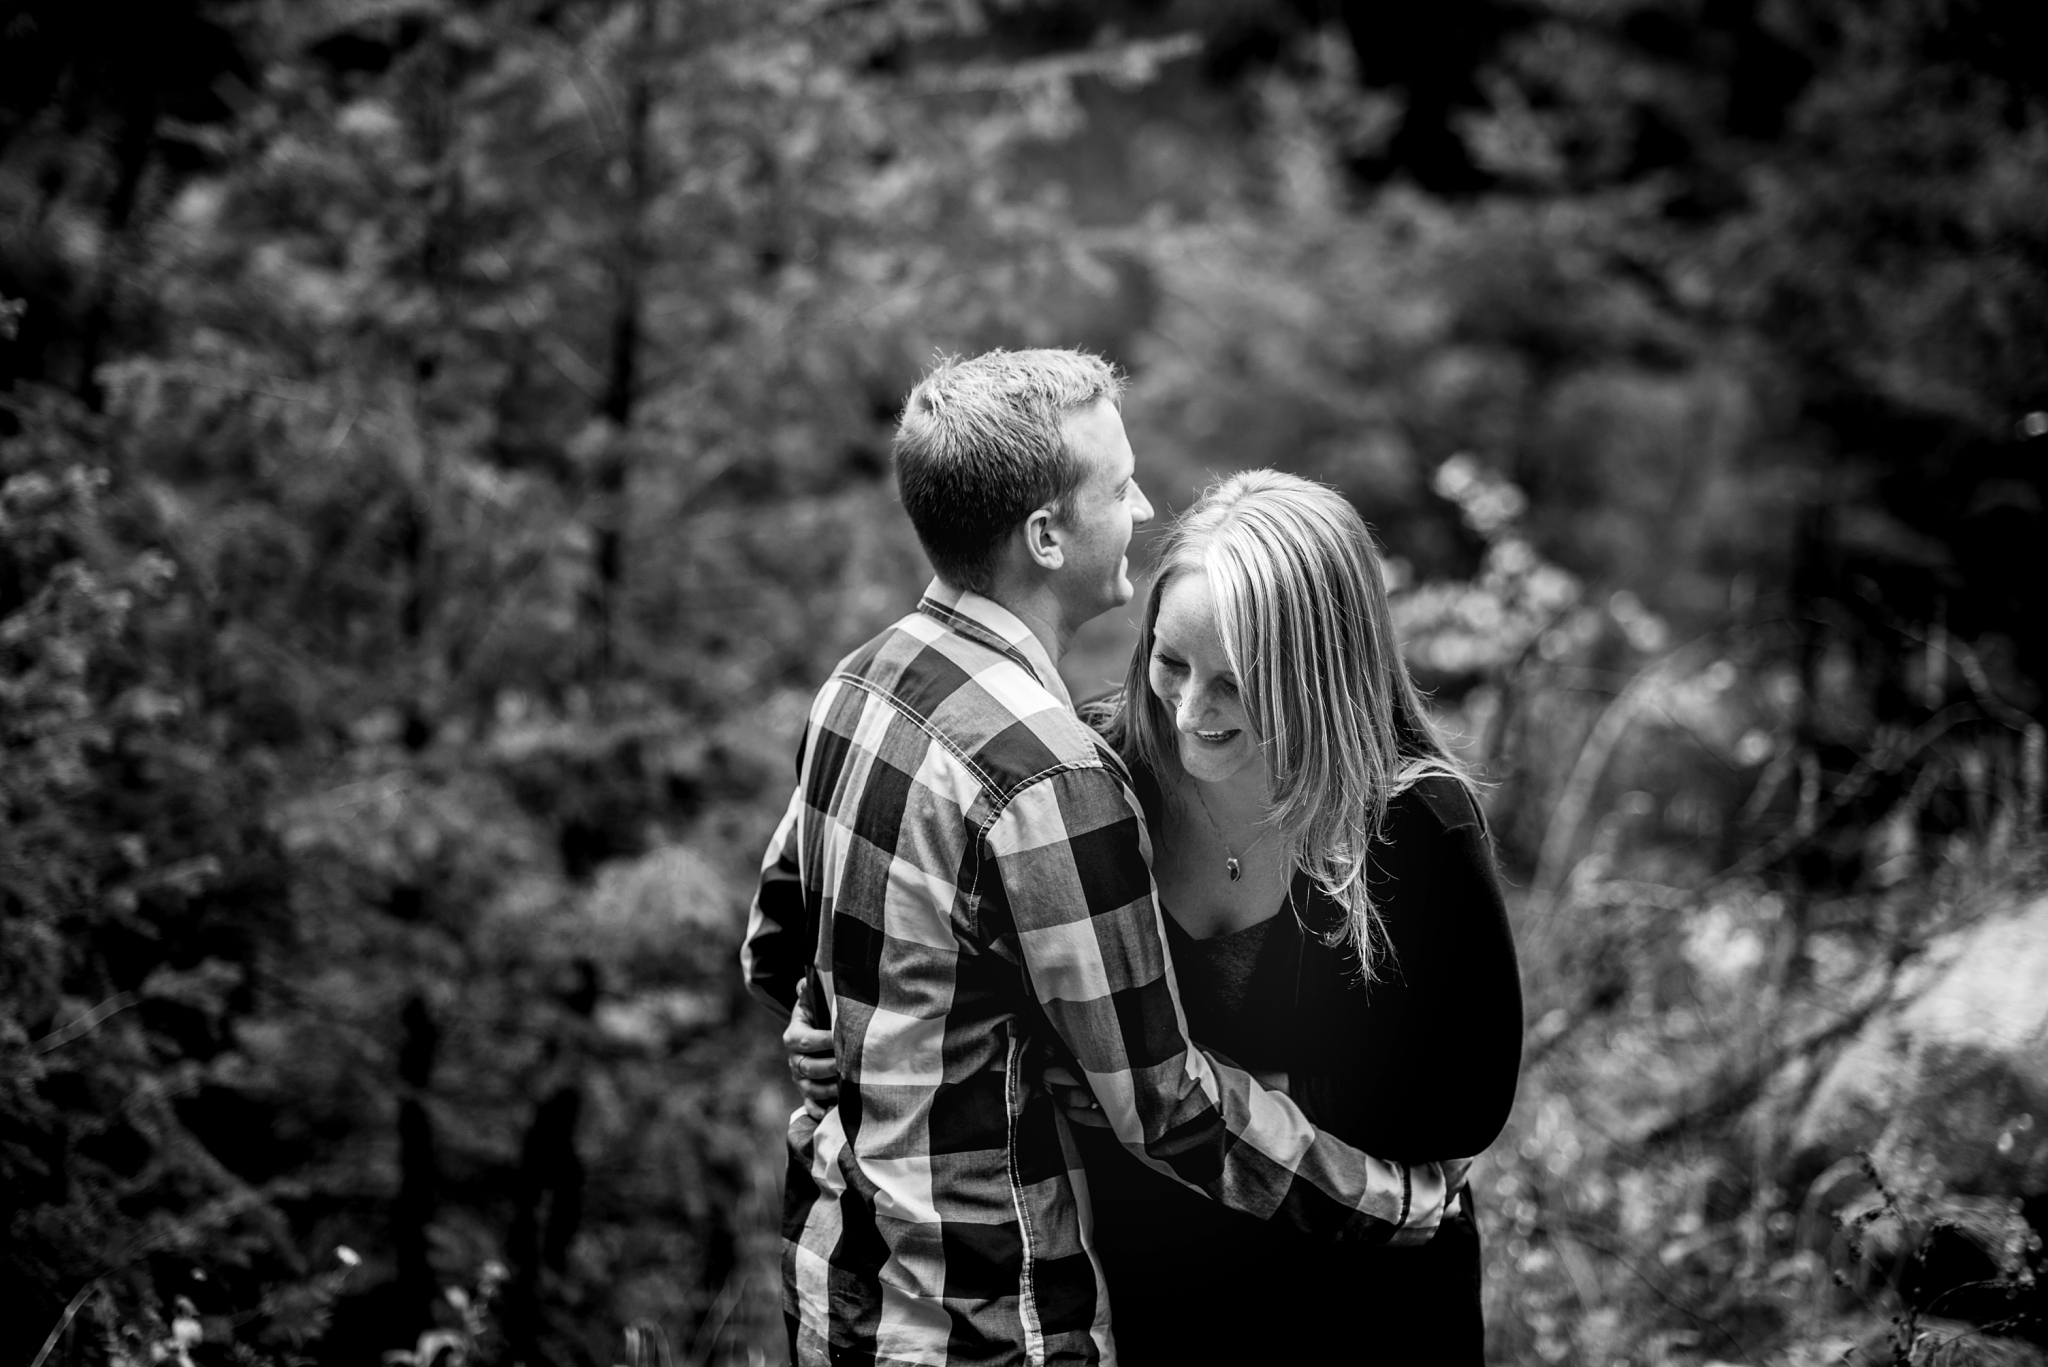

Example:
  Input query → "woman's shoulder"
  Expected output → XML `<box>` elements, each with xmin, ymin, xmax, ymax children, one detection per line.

<box><xmin>1074</xmin><ymin>690</ymin><xmax>1126</xmax><ymax>743</ymax></box>
<box><xmin>1386</xmin><ymin>771</ymin><xmax>1485</xmax><ymax>839</ymax></box>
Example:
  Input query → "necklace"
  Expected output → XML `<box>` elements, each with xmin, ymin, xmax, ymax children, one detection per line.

<box><xmin>1187</xmin><ymin>780</ymin><xmax>1269</xmax><ymax>883</ymax></box>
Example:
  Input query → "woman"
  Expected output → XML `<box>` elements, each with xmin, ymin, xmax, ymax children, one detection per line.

<box><xmin>789</xmin><ymin>470</ymin><xmax>1522</xmax><ymax>1363</ymax></box>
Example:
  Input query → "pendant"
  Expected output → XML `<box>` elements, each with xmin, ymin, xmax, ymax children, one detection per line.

<box><xmin>1226</xmin><ymin>857</ymin><xmax>1241</xmax><ymax>882</ymax></box>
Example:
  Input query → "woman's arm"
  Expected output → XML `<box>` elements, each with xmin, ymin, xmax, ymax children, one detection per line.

<box><xmin>1294</xmin><ymin>794</ymin><xmax>1524</xmax><ymax>1161</ymax></box>
<box><xmin>741</xmin><ymin>788</ymin><xmax>809</xmax><ymax>1017</ymax></box>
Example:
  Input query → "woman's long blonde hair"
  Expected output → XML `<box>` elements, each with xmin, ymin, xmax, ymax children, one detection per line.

<box><xmin>1120</xmin><ymin>469</ymin><xmax>1475</xmax><ymax>980</ymax></box>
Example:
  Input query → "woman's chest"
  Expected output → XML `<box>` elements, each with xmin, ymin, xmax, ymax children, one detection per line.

<box><xmin>1149</xmin><ymin>826</ymin><xmax>1292</xmax><ymax>940</ymax></box>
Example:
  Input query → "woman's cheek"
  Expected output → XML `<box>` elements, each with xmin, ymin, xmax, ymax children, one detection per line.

<box><xmin>1146</xmin><ymin>664</ymin><xmax>1171</xmax><ymax>706</ymax></box>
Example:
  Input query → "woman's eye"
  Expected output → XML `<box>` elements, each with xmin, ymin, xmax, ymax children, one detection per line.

<box><xmin>1152</xmin><ymin>653</ymin><xmax>1186</xmax><ymax>674</ymax></box>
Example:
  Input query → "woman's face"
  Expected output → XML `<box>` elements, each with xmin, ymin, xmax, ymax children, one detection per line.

<box><xmin>1147</xmin><ymin>571</ymin><xmax>1261</xmax><ymax>785</ymax></box>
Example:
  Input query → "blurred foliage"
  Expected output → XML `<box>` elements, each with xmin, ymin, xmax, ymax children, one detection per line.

<box><xmin>3</xmin><ymin>0</ymin><xmax>2047</xmax><ymax>1364</ymax></box>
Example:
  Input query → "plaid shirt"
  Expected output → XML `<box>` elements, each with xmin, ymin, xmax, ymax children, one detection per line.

<box><xmin>743</xmin><ymin>582</ymin><xmax>1459</xmax><ymax>1367</ymax></box>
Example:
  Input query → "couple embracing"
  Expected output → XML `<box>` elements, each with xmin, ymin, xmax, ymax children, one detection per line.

<box><xmin>742</xmin><ymin>349</ymin><xmax>1523</xmax><ymax>1366</ymax></box>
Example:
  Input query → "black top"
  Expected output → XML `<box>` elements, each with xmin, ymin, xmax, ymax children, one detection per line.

<box><xmin>1160</xmin><ymin>910</ymin><xmax>1287</xmax><ymax>1072</ymax></box>
<box><xmin>1070</xmin><ymin>773</ymin><xmax>1524</xmax><ymax>1365</ymax></box>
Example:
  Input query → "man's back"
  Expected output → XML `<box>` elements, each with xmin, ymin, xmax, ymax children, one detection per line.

<box><xmin>746</xmin><ymin>584</ymin><xmax>1121</xmax><ymax>1364</ymax></box>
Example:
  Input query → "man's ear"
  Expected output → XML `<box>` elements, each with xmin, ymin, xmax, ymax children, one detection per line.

<box><xmin>1021</xmin><ymin>506</ymin><xmax>1064</xmax><ymax>572</ymax></box>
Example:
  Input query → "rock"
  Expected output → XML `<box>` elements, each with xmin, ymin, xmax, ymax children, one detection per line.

<box><xmin>1778</xmin><ymin>1317</ymin><xmax>2048</xmax><ymax>1367</ymax></box>
<box><xmin>1791</xmin><ymin>897</ymin><xmax>2048</xmax><ymax>1199</ymax></box>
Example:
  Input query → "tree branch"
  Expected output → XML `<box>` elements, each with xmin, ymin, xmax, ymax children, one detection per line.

<box><xmin>34</xmin><ymin>993</ymin><xmax>139</xmax><ymax>1056</ymax></box>
<box><xmin>30</xmin><ymin>1281</ymin><xmax>102</xmax><ymax>1367</ymax></box>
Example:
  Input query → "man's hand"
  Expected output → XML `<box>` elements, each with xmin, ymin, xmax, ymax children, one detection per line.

<box><xmin>1045</xmin><ymin>1063</ymin><xmax>1289</xmax><ymax>1130</ymax></box>
<box><xmin>782</xmin><ymin>980</ymin><xmax>839</xmax><ymax>1118</ymax></box>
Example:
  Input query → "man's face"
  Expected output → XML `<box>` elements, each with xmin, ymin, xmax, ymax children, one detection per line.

<box><xmin>1052</xmin><ymin>400</ymin><xmax>1155</xmax><ymax>622</ymax></box>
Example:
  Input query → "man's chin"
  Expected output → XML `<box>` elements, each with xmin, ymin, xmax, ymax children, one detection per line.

<box><xmin>1064</xmin><ymin>570</ymin><xmax>1136</xmax><ymax>629</ymax></box>
<box><xmin>1079</xmin><ymin>582</ymin><xmax>1135</xmax><ymax>623</ymax></box>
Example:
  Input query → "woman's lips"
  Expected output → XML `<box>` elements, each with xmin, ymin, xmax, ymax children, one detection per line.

<box><xmin>1192</xmin><ymin>728</ymin><xmax>1239</xmax><ymax>744</ymax></box>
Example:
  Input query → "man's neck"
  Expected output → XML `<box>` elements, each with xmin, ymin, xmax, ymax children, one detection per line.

<box><xmin>975</xmin><ymin>578</ymin><xmax>1073</xmax><ymax>664</ymax></box>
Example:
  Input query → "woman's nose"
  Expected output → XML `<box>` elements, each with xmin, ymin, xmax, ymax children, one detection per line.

<box><xmin>1175</xmin><ymin>686</ymin><xmax>1207</xmax><ymax>732</ymax></box>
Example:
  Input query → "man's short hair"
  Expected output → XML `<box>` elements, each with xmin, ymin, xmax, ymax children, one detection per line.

<box><xmin>893</xmin><ymin>348</ymin><xmax>1126</xmax><ymax>594</ymax></box>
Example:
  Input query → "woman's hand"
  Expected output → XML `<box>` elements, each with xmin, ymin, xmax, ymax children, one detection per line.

<box><xmin>782</xmin><ymin>981</ymin><xmax>839</xmax><ymax>1119</ymax></box>
<box><xmin>1042</xmin><ymin>1065</ymin><xmax>1111</xmax><ymax>1129</ymax></box>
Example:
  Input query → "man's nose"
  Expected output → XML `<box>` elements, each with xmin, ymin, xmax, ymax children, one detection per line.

<box><xmin>1131</xmin><ymin>482</ymin><xmax>1155</xmax><ymax>527</ymax></box>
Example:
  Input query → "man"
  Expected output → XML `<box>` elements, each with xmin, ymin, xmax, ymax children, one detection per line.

<box><xmin>742</xmin><ymin>349</ymin><xmax>1457</xmax><ymax>1366</ymax></box>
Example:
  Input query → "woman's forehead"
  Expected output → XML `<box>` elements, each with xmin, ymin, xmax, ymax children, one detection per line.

<box><xmin>1154</xmin><ymin>574</ymin><xmax>1223</xmax><ymax>646</ymax></box>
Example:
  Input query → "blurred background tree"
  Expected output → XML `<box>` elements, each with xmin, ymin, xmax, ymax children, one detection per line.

<box><xmin>4</xmin><ymin>0</ymin><xmax>2045</xmax><ymax>1363</ymax></box>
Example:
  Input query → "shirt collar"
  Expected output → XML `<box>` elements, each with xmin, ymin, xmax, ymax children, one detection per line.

<box><xmin>917</xmin><ymin>578</ymin><xmax>1074</xmax><ymax>713</ymax></box>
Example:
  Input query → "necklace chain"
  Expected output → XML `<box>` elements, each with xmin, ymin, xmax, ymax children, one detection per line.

<box><xmin>1187</xmin><ymin>780</ymin><xmax>1269</xmax><ymax>884</ymax></box>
